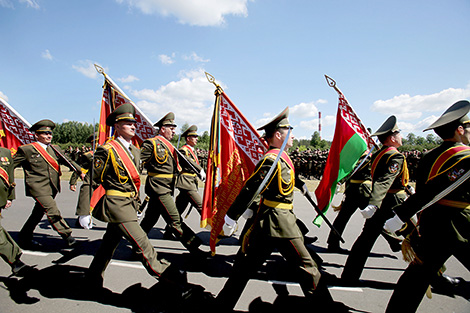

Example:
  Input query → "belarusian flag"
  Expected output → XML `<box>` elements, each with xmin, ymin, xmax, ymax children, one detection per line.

<box><xmin>313</xmin><ymin>90</ymin><xmax>375</xmax><ymax>226</ymax></box>
<box><xmin>96</xmin><ymin>67</ymin><xmax>156</xmax><ymax>147</ymax></box>
<box><xmin>201</xmin><ymin>85</ymin><xmax>267</xmax><ymax>254</ymax></box>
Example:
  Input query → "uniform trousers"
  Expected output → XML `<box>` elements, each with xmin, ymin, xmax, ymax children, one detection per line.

<box><xmin>140</xmin><ymin>192</ymin><xmax>201</xmax><ymax>252</ymax></box>
<box><xmin>75</xmin><ymin>175</ymin><xmax>92</xmax><ymax>216</ymax></box>
<box><xmin>0</xmin><ymin>219</ymin><xmax>22</xmax><ymax>265</ymax></box>
<box><xmin>386</xmin><ymin>222</ymin><xmax>470</xmax><ymax>312</ymax></box>
<box><xmin>88</xmin><ymin>220</ymin><xmax>170</xmax><ymax>279</ymax></box>
<box><xmin>217</xmin><ymin>235</ymin><xmax>323</xmax><ymax>310</ymax></box>
<box><xmin>341</xmin><ymin>193</ymin><xmax>404</xmax><ymax>282</ymax></box>
<box><xmin>19</xmin><ymin>195</ymin><xmax>72</xmax><ymax>241</ymax></box>
<box><xmin>175</xmin><ymin>188</ymin><xmax>202</xmax><ymax>216</ymax></box>
<box><xmin>327</xmin><ymin>183</ymin><xmax>368</xmax><ymax>248</ymax></box>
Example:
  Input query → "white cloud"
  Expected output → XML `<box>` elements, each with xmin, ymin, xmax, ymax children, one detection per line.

<box><xmin>118</xmin><ymin>75</ymin><xmax>140</xmax><ymax>83</ymax></box>
<box><xmin>0</xmin><ymin>0</ymin><xmax>14</xmax><ymax>8</ymax></box>
<box><xmin>183</xmin><ymin>52</ymin><xmax>210</xmax><ymax>63</ymax></box>
<box><xmin>115</xmin><ymin>0</ymin><xmax>249</xmax><ymax>26</ymax></box>
<box><xmin>19</xmin><ymin>0</ymin><xmax>39</xmax><ymax>9</ymax></box>
<box><xmin>290</xmin><ymin>101</ymin><xmax>323</xmax><ymax>118</ymax></box>
<box><xmin>372</xmin><ymin>85</ymin><xmax>470</xmax><ymax>120</ymax></box>
<box><xmin>0</xmin><ymin>91</ymin><xmax>9</xmax><ymax>101</ymax></box>
<box><xmin>41</xmin><ymin>49</ymin><xmax>53</xmax><ymax>60</ymax></box>
<box><xmin>159</xmin><ymin>53</ymin><xmax>176</xmax><ymax>65</ymax></box>
<box><xmin>130</xmin><ymin>68</ymin><xmax>217</xmax><ymax>129</ymax></box>
<box><xmin>72</xmin><ymin>60</ymin><xmax>101</xmax><ymax>79</ymax></box>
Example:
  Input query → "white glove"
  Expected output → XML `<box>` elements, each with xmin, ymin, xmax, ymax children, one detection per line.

<box><xmin>199</xmin><ymin>169</ymin><xmax>206</xmax><ymax>182</ymax></box>
<box><xmin>384</xmin><ymin>214</ymin><xmax>404</xmax><ymax>233</ymax></box>
<box><xmin>242</xmin><ymin>208</ymin><xmax>253</xmax><ymax>219</ymax></box>
<box><xmin>79</xmin><ymin>215</ymin><xmax>93</xmax><ymax>229</ymax></box>
<box><xmin>222</xmin><ymin>215</ymin><xmax>237</xmax><ymax>237</ymax></box>
<box><xmin>137</xmin><ymin>211</ymin><xmax>143</xmax><ymax>219</ymax></box>
<box><xmin>360</xmin><ymin>205</ymin><xmax>377</xmax><ymax>219</ymax></box>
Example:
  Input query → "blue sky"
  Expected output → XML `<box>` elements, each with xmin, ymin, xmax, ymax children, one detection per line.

<box><xmin>1</xmin><ymin>0</ymin><xmax>469</xmax><ymax>141</ymax></box>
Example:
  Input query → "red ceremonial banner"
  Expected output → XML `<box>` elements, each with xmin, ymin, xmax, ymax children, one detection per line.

<box><xmin>201</xmin><ymin>88</ymin><xmax>267</xmax><ymax>254</ymax></box>
<box><xmin>0</xmin><ymin>97</ymin><xmax>35</xmax><ymax>154</ymax></box>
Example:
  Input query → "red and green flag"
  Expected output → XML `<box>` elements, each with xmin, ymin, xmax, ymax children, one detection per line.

<box><xmin>313</xmin><ymin>91</ymin><xmax>375</xmax><ymax>226</ymax></box>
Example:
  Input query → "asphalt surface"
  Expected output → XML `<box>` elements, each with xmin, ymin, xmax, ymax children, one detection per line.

<box><xmin>0</xmin><ymin>179</ymin><xmax>469</xmax><ymax>313</ymax></box>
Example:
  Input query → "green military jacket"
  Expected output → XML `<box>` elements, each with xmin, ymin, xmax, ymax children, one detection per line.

<box><xmin>227</xmin><ymin>148</ymin><xmax>302</xmax><ymax>239</ymax></box>
<box><xmin>369</xmin><ymin>146</ymin><xmax>408</xmax><ymax>208</ymax></box>
<box><xmin>175</xmin><ymin>144</ymin><xmax>202</xmax><ymax>191</ymax></box>
<box><xmin>0</xmin><ymin>147</ymin><xmax>15</xmax><ymax>208</ymax></box>
<box><xmin>91</xmin><ymin>139</ymin><xmax>141</xmax><ymax>223</ymax></box>
<box><xmin>141</xmin><ymin>135</ymin><xmax>179</xmax><ymax>196</ymax></box>
<box><xmin>14</xmin><ymin>143</ymin><xmax>80</xmax><ymax>198</ymax></box>
<box><xmin>394</xmin><ymin>141</ymin><xmax>470</xmax><ymax>243</ymax></box>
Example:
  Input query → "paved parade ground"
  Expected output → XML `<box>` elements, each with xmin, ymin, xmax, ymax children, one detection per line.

<box><xmin>0</xmin><ymin>180</ymin><xmax>469</xmax><ymax>313</ymax></box>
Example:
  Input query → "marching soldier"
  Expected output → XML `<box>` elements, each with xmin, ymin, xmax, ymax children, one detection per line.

<box><xmin>385</xmin><ymin>100</ymin><xmax>470</xmax><ymax>312</ymax></box>
<box><xmin>341</xmin><ymin>116</ymin><xmax>409</xmax><ymax>283</ymax></box>
<box><xmin>216</xmin><ymin>108</ymin><xmax>347</xmax><ymax>311</ymax></box>
<box><xmin>0</xmin><ymin>146</ymin><xmax>33</xmax><ymax>275</ymax></box>
<box><xmin>175</xmin><ymin>125</ymin><xmax>205</xmax><ymax>218</ymax></box>
<box><xmin>14</xmin><ymin>119</ymin><xmax>84</xmax><ymax>250</ymax></box>
<box><xmin>327</xmin><ymin>150</ymin><xmax>372</xmax><ymax>252</ymax></box>
<box><xmin>70</xmin><ymin>133</ymin><xmax>97</xmax><ymax>229</ymax></box>
<box><xmin>87</xmin><ymin>103</ymin><xmax>186</xmax><ymax>290</ymax></box>
<box><xmin>139</xmin><ymin>113</ymin><xmax>206</xmax><ymax>258</ymax></box>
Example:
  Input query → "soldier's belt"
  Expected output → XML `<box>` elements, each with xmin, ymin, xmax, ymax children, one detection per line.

<box><xmin>263</xmin><ymin>199</ymin><xmax>293</xmax><ymax>210</ymax></box>
<box><xmin>181</xmin><ymin>172</ymin><xmax>197</xmax><ymax>177</ymax></box>
<box><xmin>437</xmin><ymin>199</ymin><xmax>470</xmax><ymax>209</ymax></box>
<box><xmin>387</xmin><ymin>189</ymin><xmax>406</xmax><ymax>194</ymax></box>
<box><xmin>350</xmin><ymin>179</ymin><xmax>371</xmax><ymax>184</ymax></box>
<box><xmin>148</xmin><ymin>172</ymin><xmax>174</xmax><ymax>178</ymax></box>
<box><xmin>106</xmin><ymin>190</ymin><xmax>136</xmax><ymax>198</ymax></box>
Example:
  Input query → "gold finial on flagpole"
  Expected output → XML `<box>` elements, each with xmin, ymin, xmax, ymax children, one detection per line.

<box><xmin>324</xmin><ymin>74</ymin><xmax>340</xmax><ymax>94</ymax></box>
<box><xmin>94</xmin><ymin>64</ymin><xmax>105</xmax><ymax>75</ymax></box>
<box><xmin>205</xmin><ymin>72</ymin><xmax>219</xmax><ymax>87</ymax></box>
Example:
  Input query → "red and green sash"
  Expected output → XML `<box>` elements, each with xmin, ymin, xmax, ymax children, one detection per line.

<box><xmin>427</xmin><ymin>145</ymin><xmax>470</xmax><ymax>183</ymax></box>
<box><xmin>90</xmin><ymin>140</ymin><xmax>140</xmax><ymax>211</ymax></box>
<box><xmin>151</xmin><ymin>135</ymin><xmax>182</xmax><ymax>171</ymax></box>
<box><xmin>182</xmin><ymin>144</ymin><xmax>199</xmax><ymax>165</ymax></box>
<box><xmin>0</xmin><ymin>167</ymin><xmax>10</xmax><ymax>187</ymax></box>
<box><xmin>31</xmin><ymin>142</ymin><xmax>61</xmax><ymax>174</ymax></box>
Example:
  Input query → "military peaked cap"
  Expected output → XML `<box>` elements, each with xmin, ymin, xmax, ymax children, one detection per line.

<box><xmin>182</xmin><ymin>125</ymin><xmax>198</xmax><ymax>138</ymax></box>
<box><xmin>372</xmin><ymin>115</ymin><xmax>399</xmax><ymax>137</ymax></box>
<box><xmin>154</xmin><ymin>112</ymin><xmax>177</xmax><ymax>128</ymax></box>
<box><xmin>423</xmin><ymin>100</ymin><xmax>470</xmax><ymax>131</ymax></box>
<box><xmin>257</xmin><ymin>107</ymin><xmax>292</xmax><ymax>137</ymax></box>
<box><xmin>30</xmin><ymin>119</ymin><xmax>56</xmax><ymax>133</ymax></box>
<box><xmin>106</xmin><ymin>102</ymin><xmax>136</xmax><ymax>126</ymax></box>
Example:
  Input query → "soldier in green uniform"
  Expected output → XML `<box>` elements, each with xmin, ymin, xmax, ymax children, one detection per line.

<box><xmin>385</xmin><ymin>100</ymin><xmax>470</xmax><ymax>312</ymax></box>
<box><xmin>327</xmin><ymin>150</ymin><xmax>372</xmax><ymax>252</ymax></box>
<box><xmin>341</xmin><ymin>115</ymin><xmax>409</xmax><ymax>283</ymax></box>
<box><xmin>175</xmin><ymin>125</ymin><xmax>205</xmax><ymax>219</ymax></box>
<box><xmin>216</xmin><ymin>108</ymin><xmax>347</xmax><ymax>311</ymax></box>
<box><xmin>0</xmin><ymin>146</ymin><xmax>32</xmax><ymax>275</ymax></box>
<box><xmin>14</xmin><ymin>120</ymin><xmax>84</xmax><ymax>250</ymax></box>
<box><xmin>139</xmin><ymin>113</ymin><xmax>205</xmax><ymax>258</ymax></box>
<box><xmin>87</xmin><ymin>103</ymin><xmax>186</xmax><ymax>289</ymax></box>
<box><xmin>70</xmin><ymin>133</ymin><xmax>97</xmax><ymax>229</ymax></box>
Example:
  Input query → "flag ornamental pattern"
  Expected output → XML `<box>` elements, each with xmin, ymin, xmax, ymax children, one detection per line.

<box><xmin>201</xmin><ymin>89</ymin><xmax>267</xmax><ymax>254</ymax></box>
<box><xmin>313</xmin><ymin>92</ymin><xmax>373</xmax><ymax>226</ymax></box>
<box><xmin>98</xmin><ymin>77</ymin><xmax>155</xmax><ymax>146</ymax></box>
<box><xmin>0</xmin><ymin>97</ymin><xmax>35</xmax><ymax>154</ymax></box>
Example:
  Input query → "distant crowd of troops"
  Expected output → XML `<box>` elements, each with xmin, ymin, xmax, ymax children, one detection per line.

<box><xmin>66</xmin><ymin>145</ymin><xmax>424</xmax><ymax>183</ymax></box>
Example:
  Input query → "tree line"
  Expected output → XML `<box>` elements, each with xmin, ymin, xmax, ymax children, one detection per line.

<box><xmin>51</xmin><ymin>121</ymin><xmax>441</xmax><ymax>152</ymax></box>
